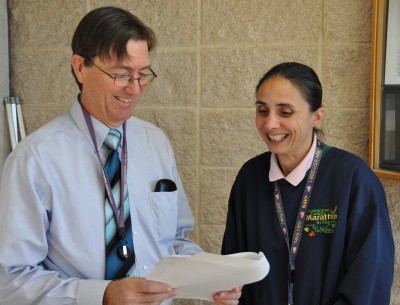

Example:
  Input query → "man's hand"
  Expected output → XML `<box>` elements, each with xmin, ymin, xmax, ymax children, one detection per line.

<box><xmin>213</xmin><ymin>286</ymin><xmax>242</xmax><ymax>305</ymax></box>
<box><xmin>103</xmin><ymin>277</ymin><xmax>176</xmax><ymax>305</ymax></box>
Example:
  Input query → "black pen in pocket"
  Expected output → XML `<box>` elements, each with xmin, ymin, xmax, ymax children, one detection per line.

<box><xmin>154</xmin><ymin>179</ymin><xmax>177</xmax><ymax>192</ymax></box>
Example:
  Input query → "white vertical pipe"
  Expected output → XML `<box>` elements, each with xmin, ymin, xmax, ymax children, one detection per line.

<box><xmin>16</xmin><ymin>103</ymin><xmax>26</xmax><ymax>139</ymax></box>
<box><xmin>14</xmin><ymin>97</ymin><xmax>26</xmax><ymax>139</ymax></box>
<box><xmin>4</xmin><ymin>101</ymin><xmax>17</xmax><ymax>150</ymax></box>
<box><xmin>11</xmin><ymin>101</ymin><xmax>18</xmax><ymax>144</ymax></box>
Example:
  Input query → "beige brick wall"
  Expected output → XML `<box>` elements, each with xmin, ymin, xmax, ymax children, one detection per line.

<box><xmin>8</xmin><ymin>0</ymin><xmax>399</xmax><ymax>304</ymax></box>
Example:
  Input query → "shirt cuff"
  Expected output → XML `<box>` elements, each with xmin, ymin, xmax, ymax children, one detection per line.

<box><xmin>79</xmin><ymin>279</ymin><xmax>112</xmax><ymax>305</ymax></box>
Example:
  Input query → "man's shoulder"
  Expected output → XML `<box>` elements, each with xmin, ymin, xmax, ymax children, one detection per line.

<box><xmin>12</xmin><ymin>111</ymin><xmax>74</xmax><ymax>155</ymax></box>
<box><xmin>126</xmin><ymin>116</ymin><xmax>167</xmax><ymax>137</ymax></box>
<box><xmin>29</xmin><ymin>111</ymin><xmax>73</xmax><ymax>137</ymax></box>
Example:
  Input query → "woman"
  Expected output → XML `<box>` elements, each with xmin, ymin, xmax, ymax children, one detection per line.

<box><xmin>221</xmin><ymin>62</ymin><xmax>394</xmax><ymax>305</ymax></box>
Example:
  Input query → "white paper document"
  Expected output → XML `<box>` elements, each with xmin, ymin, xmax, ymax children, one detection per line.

<box><xmin>147</xmin><ymin>251</ymin><xmax>269</xmax><ymax>301</ymax></box>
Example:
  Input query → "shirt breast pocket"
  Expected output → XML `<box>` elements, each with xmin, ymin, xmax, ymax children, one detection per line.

<box><xmin>148</xmin><ymin>191</ymin><xmax>178</xmax><ymax>241</ymax></box>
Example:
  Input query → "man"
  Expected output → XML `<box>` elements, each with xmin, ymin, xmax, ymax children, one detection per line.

<box><xmin>0</xmin><ymin>6</ymin><xmax>240</xmax><ymax>305</ymax></box>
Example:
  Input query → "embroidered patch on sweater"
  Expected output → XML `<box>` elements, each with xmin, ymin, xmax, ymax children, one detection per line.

<box><xmin>304</xmin><ymin>206</ymin><xmax>337</xmax><ymax>237</ymax></box>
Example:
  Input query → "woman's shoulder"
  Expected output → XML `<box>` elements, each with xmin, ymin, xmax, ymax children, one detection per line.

<box><xmin>230</xmin><ymin>152</ymin><xmax>272</xmax><ymax>188</ymax></box>
<box><xmin>322</xmin><ymin>144</ymin><xmax>376</xmax><ymax>178</ymax></box>
<box><xmin>323</xmin><ymin>144</ymin><xmax>363</xmax><ymax>162</ymax></box>
<box><xmin>235</xmin><ymin>151</ymin><xmax>272</xmax><ymax>179</ymax></box>
<box><xmin>242</xmin><ymin>151</ymin><xmax>271</xmax><ymax>168</ymax></box>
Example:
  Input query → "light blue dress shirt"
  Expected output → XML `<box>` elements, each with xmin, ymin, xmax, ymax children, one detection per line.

<box><xmin>0</xmin><ymin>98</ymin><xmax>202</xmax><ymax>305</ymax></box>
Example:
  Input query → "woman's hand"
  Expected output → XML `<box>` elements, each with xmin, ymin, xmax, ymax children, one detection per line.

<box><xmin>213</xmin><ymin>286</ymin><xmax>242</xmax><ymax>305</ymax></box>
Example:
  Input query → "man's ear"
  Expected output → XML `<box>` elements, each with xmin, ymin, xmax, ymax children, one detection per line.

<box><xmin>311</xmin><ymin>107</ymin><xmax>325</xmax><ymax>128</ymax></box>
<box><xmin>71</xmin><ymin>54</ymin><xmax>86</xmax><ymax>84</ymax></box>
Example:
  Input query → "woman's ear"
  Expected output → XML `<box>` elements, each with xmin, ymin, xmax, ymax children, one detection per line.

<box><xmin>311</xmin><ymin>107</ymin><xmax>325</xmax><ymax>127</ymax></box>
<box><xmin>71</xmin><ymin>54</ymin><xmax>86</xmax><ymax>85</ymax></box>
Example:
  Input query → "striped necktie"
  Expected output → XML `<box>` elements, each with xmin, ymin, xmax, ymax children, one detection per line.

<box><xmin>103</xmin><ymin>129</ymin><xmax>135</xmax><ymax>279</ymax></box>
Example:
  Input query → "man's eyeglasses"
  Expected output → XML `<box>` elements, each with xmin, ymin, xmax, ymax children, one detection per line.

<box><xmin>83</xmin><ymin>56</ymin><xmax>157</xmax><ymax>88</ymax></box>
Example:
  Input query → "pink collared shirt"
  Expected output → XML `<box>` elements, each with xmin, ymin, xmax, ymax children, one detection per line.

<box><xmin>269</xmin><ymin>135</ymin><xmax>317</xmax><ymax>186</ymax></box>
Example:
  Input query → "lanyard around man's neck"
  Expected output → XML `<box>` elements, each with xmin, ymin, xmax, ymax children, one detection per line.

<box><xmin>79</xmin><ymin>101</ymin><xmax>128</xmax><ymax>241</ymax></box>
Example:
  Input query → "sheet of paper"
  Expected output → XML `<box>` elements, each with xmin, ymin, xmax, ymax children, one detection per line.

<box><xmin>147</xmin><ymin>251</ymin><xmax>269</xmax><ymax>301</ymax></box>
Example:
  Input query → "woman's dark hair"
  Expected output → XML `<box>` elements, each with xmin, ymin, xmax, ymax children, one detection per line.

<box><xmin>256</xmin><ymin>62</ymin><xmax>322</xmax><ymax>112</ymax></box>
<box><xmin>256</xmin><ymin>62</ymin><xmax>324</xmax><ymax>136</ymax></box>
<box><xmin>71</xmin><ymin>6</ymin><xmax>156</xmax><ymax>90</ymax></box>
